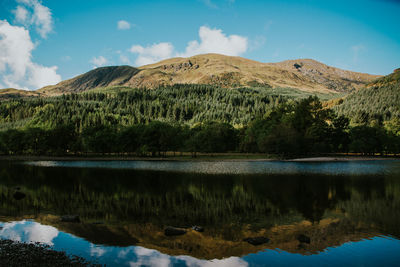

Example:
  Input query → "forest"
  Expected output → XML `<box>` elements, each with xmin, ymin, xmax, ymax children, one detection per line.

<box><xmin>0</xmin><ymin>84</ymin><xmax>290</xmax><ymax>130</ymax></box>
<box><xmin>0</xmin><ymin>89</ymin><xmax>399</xmax><ymax>156</ymax></box>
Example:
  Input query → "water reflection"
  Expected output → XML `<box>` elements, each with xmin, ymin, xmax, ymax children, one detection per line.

<box><xmin>0</xmin><ymin>220</ymin><xmax>59</xmax><ymax>245</ymax></box>
<box><xmin>0</xmin><ymin>220</ymin><xmax>249</xmax><ymax>266</ymax></box>
<box><xmin>0</xmin><ymin>220</ymin><xmax>399</xmax><ymax>266</ymax></box>
<box><xmin>0</xmin><ymin>160</ymin><xmax>400</xmax><ymax>265</ymax></box>
<box><xmin>25</xmin><ymin>160</ymin><xmax>400</xmax><ymax>175</ymax></box>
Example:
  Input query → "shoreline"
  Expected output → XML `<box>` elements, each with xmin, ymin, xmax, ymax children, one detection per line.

<box><xmin>0</xmin><ymin>154</ymin><xmax>398</xmax><ymax>162</ymax></box>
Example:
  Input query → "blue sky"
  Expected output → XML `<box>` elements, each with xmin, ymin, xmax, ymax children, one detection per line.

<box><xmin>0</xmin><ymin>0</ymin><xmax>399</xmax><ymax>90</ymax></box>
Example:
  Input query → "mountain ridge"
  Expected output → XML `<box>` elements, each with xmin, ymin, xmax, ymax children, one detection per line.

<box><xmin>2</xmin><ymin>54</ymin><xmax>382</xmax><ymax>96</ymax></box>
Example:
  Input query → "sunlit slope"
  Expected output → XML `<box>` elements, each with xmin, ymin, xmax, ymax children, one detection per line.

<box><xmin>335</xmin><ymin>69</ymin><xmax>400</xmax><ymax>123</ymax></box>
<box><xmin>36</xmin><ymin>54</ymin><xmax>380</xmax><ymax>96</ymax></box>
<box><xmin>0</xmin><ymin>88</ymin><xmax>41</xmax><ymax>99</ymax></box>
<box><xmin>137</xmin><ymin>54</ymin><xmax>379</xmax><ymax>93</ymax></box>
<box><xmin>38</xmin><ymin>66</ymin><xmax>140</xmax><ymax>95</ymax></box>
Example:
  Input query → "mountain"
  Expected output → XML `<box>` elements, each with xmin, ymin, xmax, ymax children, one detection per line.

<box><xmin>0</xmin><ymin>88</ymin><xmax>40</xmax><ymax>99</ymax></box>
<box><xmin>335</xmin><ymin>68</ymin><xmax>400</xmax><ymax>123</ymax></box>
<box><xmin>39</xmin><ymin>66</ymin><xmax>140</xmax><ymax>95</ymax></box>
<box><xmin>37</xmin><ymin>54</ymin><xmax>380</xmax><ymax>96</ymax></box>
<box><xmin>367</xmin><ymin>67</ymin><xmax>400</xmax><ymax>88</ymax></box>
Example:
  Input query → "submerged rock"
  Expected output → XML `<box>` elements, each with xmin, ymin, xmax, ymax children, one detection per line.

<box><xmin>243</xmin><ymin>237</ymin><xmax>270</xmax><ymax>246</ymax></box>
<box><xmin>164</xmin><ymin>226</ymin><xmax>187</xmax><ymax>236</ymax></box>
<box><xmin>13</xmin><ymin>191</ymin><xmax>26</xmax><ymax>200</ymax></box>
<box><xmin>60</xmin><ymin>215</ymin><xmax>80</xmax><ymax>223</ymax></box>
<box><xmin>297</xmin><ymin>234</ymin><xmax>311</xmax><ymax>244</ymax></box>
<box><xmin>192</xmin><ymin>226</ymin><xmax>204</xmax><ymax>232</ymax></box>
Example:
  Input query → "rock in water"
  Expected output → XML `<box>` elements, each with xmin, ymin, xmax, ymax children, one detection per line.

<box><xmin>60</xmin><ymin>215</ymin><xmax>80</xmax><ymax>223</ymax></box>
<box><xmin>13</xmin><ymin>191</ymin><xmax>26</xmax><ymax>200</ymax></box>
<box><xmin>164</xmin><ymin>227</ymin><xmax>187</xmax><ymax>236</ymax></box>
<box><xmin>297</xmin><ymin>234</ymin><xmax>311</xmax><ymax>244</ymax></box>
<box><xmin>192</xmin><ymin>226</ymin><xmax>204</xmax><ymax>232</ymax></box>
<box><xmin>243</xmin><ymin>237</ymin><xmax>270</xmax><ymax>246</ymax></box>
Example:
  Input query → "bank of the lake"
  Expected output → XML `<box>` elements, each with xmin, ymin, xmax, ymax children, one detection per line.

<box><xmin>0</xmin><ymin>154</ymin><xmax>398</xmax><ymax>162</ymax></box>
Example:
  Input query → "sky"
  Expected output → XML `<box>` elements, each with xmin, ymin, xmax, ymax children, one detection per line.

<box><xmin>0</xmin><ymin>0</ymin><xmax>399</xmax><ymax>90</ymax></box>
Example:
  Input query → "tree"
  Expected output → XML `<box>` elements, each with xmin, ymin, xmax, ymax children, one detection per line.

<box><xmin>82</xmin><ymin>126</ymin><xmax>118</xmax><ymax>153</ymax></box>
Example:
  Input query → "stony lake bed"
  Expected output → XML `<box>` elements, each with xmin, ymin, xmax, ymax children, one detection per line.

<box><xmin>0</xmin><ymin>158</ymin><xmax>400</xmax><ymax>266</ymax></box>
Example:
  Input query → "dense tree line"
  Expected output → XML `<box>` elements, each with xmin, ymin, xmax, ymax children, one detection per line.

<box><xmin>335</xmin><ymin>73</ymin><xmax>400</xmax><ymax>125</ymax></box>
<box><xmin>1</xmin><ymin>96</ymin><xmax>399</xmax><ymax>156</ymax></box>
<box><xmin>0</xmin><ymin>84</ymin><xmax>292</xmax><ymax>130</ymax></box>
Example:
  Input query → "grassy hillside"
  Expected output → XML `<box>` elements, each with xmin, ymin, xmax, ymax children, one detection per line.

<box><xmin>139</xmin><ymin>54</ymin><xmax>379</xmax><ymax>93</ymax></box>
<box><xmin>27</xmin><ymin>54</ymin><xmax>380</xmax><ymax>96</ymax></box>
<box><xmin>334</xmin><ymin>70</ymin><xmax>400</xmax><ymax>124</ymax></box>
<box><xmin>0</xmin><ymin>88</ymin><xmax>40</xmax><ymax>99</ymax></box>
<box><xmin>38</xmin><ymin>66</ymin><xmax>139</xmax><ymax>95</ymax></box>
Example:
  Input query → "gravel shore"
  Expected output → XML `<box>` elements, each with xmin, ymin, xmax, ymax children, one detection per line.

<box><xmin>0</xmin><ymin>239</ymin><xmax>100</xmax><ymax>267</ymax></box>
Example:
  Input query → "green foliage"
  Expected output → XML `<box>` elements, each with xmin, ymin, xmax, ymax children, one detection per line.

<box><xmin>240</xmin><ymin>97</ymin><xmax>352</xmax><ymax>155</ymax></box>
<box><xmin>0</xmin><ymin>84</ymin><xmax>292</xmax><ymax>129</ymax></box>
<box><xmin>0</xmin><ymin>125</ymin><xmax>78</xmax><ymax>155</ymax></box>
<box><xmin>186</xmin><ymin>122</ymin><xmax>238</xmax><ymax>154</ymax></box>
<box><xmin>0</xmin><ymin>87</ymin><xmax>399</xmax><ymax>156</ymax></box>
<box><xmin>335</xmin><ymin>82</ymin><xmax>400</xmax><ymax>125</ymax></box>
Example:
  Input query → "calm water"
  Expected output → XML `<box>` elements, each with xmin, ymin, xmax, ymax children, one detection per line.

<box><xmin>0</xmin><ymin>160</ymin><xmax>400</xmax><ymax>266</ymax></box>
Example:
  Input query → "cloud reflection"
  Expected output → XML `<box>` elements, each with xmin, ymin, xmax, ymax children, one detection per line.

<box><xmin>0</xmin><ymin>220</ymin><xmax>59</xmax><ymax>245</ymax></box>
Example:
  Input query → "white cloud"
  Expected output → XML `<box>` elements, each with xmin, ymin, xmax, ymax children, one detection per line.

<box><xmin>117</xmin><ymin>20</ymin><xmax>131</xmax><ymax>30</ymax></box>
<box><xmin>129</xmin><ymin>26</ymin><xmax>248</xmax><ymax>66</ymax></box>
<box><xmin>14</xmin><ymin>6</ymin><xmax>29</xmax><ymax>24</ymax></box>
<box><xmin>130</xmin><ymin>42</ymin><xmax>174</xmax><ymax>66</ymax></box>
<box><xmin>116</xmin><ymin>50</ymin><xmax>131</xmax><ymax>64</ymax></box>
<box><xmin>129</xmin><ymin>247</ymin><xmax>171</xmax><ymax>267</ymax></box>
<box><xmin>0</xmin><ymin>20</ymin><xmax>61</xmax><ymax>90</ymax></box>
<box><xmin>27</xmin><ymin>64</ymin><xmax>61</xmax><ymax>88</ymax></box>
<box><xmin>0</xmin><ymin>221</ymin><xmax>59</xmax><ymax>245</ymax></box>
<box><xmin>25</xmin><ymin>222</ymin><xmax>59</xmax><ymax>245</ymax></box>
<box><xmin>119</xmin><ymin>54</ymin><xmax>131</xmax><ymax>64</ymax></box>
<box><xmin>177</xmin><ymin>255</ymin><xmax>248</xmax><ymax>267</ymax></box>
<box><xmin>90</xmin><ymin>244</ymin><xmax>107</xmax><ymax>257</ymax></box>
<box><xmin>178</xmin><ymin>26</ymin><xmax>248</xmax><ymax>57</ymax></box>
<box><xmin>90</xmin><ymin>56</ymin><xmax>108</xmax><ymax>68</ymax></box>
<box><xmin>14</xmin><ymin>0</ymin><xmax>53</xmax><ymax>38</ymax></box>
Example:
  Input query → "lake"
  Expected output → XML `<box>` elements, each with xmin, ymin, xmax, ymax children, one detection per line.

<box><xmin>0</xmin><ymin>159</ymin><xmax>399</xmax><ymax>266</ymax></box>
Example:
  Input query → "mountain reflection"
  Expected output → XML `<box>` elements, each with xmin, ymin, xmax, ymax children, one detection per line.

<box><xmin>0</xmin><ymin>160</ymin><xmax>399</xmax><ymax>259</ymax></box>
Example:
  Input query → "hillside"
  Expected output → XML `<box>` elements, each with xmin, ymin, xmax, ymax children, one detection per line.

<box><xmin>0</xmin><ymin>88</ymin><xmax>40</xmax><ymax>99</ymax></box>
<box><xmin>38</xmin><ymin>66</ymin><xmax>140</xmax><ymax>95</ymax></box>
<box><xmin>269</xmin><ymin>59</ymin><xmax>378</xmax><ymax>92</ymax></box>
<box><xmin>36</xmin><ymin>54</ymin><xmax>380</xmax><ymax>96</ymax></box>
<box><xmin>335</xmin><ymin>69</ymin><xmax>400</xmax><ymax>124</ymax></box>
